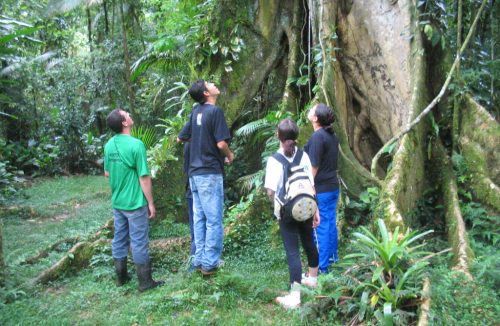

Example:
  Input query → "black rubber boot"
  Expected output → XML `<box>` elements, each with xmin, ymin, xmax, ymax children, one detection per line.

<box><xmin>114</xmin><ymin>258</ymin><xmax>130</xmax><ymax>286</ymax></box>
<box><xmin>135</xmin><ymin>261</ymin><xmax>164</xmax><ymax>292</ymax></box>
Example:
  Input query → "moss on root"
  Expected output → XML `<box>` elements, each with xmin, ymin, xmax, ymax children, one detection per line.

<box><xmin>434</xmin><ymin>140</ymin><xmax>473</xmax><ymax>276</ymax></box>
<box><xmin>459</xmin><ymin>96</ymin><xmax>500</xmax><ymax>212</ymax></box>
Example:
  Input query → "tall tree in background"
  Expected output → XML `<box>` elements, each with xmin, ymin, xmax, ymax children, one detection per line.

<box><xmin>177</xmin><ymin>0</ymin><xmax>498</xmax><ymax>276</ymax></box>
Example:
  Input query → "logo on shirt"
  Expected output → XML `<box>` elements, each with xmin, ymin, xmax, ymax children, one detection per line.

<box><xmin>197</xmin><ymin>113</ymin><xmax>203</xmax><ymax>125</ymax></box>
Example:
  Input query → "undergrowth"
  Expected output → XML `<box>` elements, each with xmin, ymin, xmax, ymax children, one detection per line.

<box><xmin>0</xmin><ymin>176</ymin><xmax>319</xmax><ymax>325</ymax></box>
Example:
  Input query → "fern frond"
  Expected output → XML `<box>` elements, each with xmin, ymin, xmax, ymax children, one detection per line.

<box><xmin>235</xmin><ymin>118</ymin><xmax>270</xmax><ymax>137</ymax></box>
<box><xmin>236</xmin><ymin>170</ymin><xmax>265</xmax><ymax>194</ymax></box>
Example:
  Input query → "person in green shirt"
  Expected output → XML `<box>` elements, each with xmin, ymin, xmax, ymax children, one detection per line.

<box><xmin>104</xmin><ymin>109</ymin><xmax>163</xmax><ymax>292</ymax></box>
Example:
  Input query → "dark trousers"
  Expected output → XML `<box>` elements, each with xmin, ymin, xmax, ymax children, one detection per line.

<box><xmin>187</xmin><ymin>194</ymin><xmax>196</xmax><ymax>256</ymax></box>
<box><xmin>279</xmin><ymin>217</ymin><xmax>319</xmax><ymax>285</ymax></box>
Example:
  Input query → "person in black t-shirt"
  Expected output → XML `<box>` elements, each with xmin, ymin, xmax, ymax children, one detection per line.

<box><xmin>177</xmin><ymin>80</ymin><xmax>234</xmax><ymax>275</ymax></box>
<box><xmin>304</xmin><ymin>103</ymin><xmax>340</xmax><ymax>274</ymax></box>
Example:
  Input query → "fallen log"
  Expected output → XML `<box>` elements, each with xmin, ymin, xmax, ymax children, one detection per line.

<box><xmin>20</xmin><ymin>236</ymin><xmax>80</xmax><ymax>265</ymax></box>
<box><xmin>27</xmin><ymin>239</ymin><xmax>109</xmax><ymax>286</ymax></box>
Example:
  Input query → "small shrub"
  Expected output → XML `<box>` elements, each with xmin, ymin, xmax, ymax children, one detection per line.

<box><xmin>310</xmin><ymin>219</ymin><xmax>434</xmax><ymax>325</ymax></box>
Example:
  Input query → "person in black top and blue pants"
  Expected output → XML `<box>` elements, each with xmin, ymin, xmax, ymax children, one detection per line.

<box><xmin>305</xmin><ymin>103</ymin><xmax>340</xmax><ymax>274</ymax></box>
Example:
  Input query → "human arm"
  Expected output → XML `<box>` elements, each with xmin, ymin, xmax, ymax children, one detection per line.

<box><xmin>139</xmin><ymin>176</ymin><xmax>156</xmax><ymax>219</ymax></box>
<box><xmin>177</xmin><ymin>114</ymin><xmax>192</xmax><ymax>142</ymax></box>
<box><xmin>266</xmin><ymin>189</ymin><xmax>275</xmax><ymax>202</ymax></box>
<box><xmin>104</xmin><ymin>171</ymin><xmax>109</xmax><ymax>177</ymax></box>
<box><xmin>217</xmin><ymin>140</ymin><xmax>234</xmax><ymax>164</ymax></box>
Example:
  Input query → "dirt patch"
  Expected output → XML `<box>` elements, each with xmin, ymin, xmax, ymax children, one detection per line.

<box><xmin>53</xmin><ymin>213</ymin><xmax>70</xmax><ymax>221</ymax></box>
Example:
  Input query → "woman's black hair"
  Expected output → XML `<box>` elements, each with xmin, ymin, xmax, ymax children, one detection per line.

<box><xmin>314</xmin><ymin>103</ymin><xmax>335</xmax><ymax>134</ymax></box>
<box><xmin>277</xmin><ymin>118</ymin><xmax>299</xmax><ymax>157</ymax></box>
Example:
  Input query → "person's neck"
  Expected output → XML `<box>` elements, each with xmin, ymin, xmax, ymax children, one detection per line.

<box><xmin>205</xmin><ymin>97</ymin><xmax>217</xmax><ymax>105</ymax></box>
<box><xmin>120</xmin><ymin>128</ymin><xmax>132</xmax><ymax>136</ymax></box>
<box><xmin>312</xmin><ymin>122</ymin><xmax>322</xmax><ymax>131</ymax></box>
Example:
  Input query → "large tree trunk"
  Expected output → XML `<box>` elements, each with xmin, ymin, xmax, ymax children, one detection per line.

<box><xmin>204</xmin><ymin>0</ymin><xmax>498</xmax><ymax>271</ymax></box>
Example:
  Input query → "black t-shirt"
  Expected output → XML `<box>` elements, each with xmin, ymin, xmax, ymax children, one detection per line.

<box><xmin>304</xmin><ymin>128</ymin><xmax>339</xmax><ymax>193</ymax></box>
<box><xmin>178</xmin><ymin>104</ymin><xmax>231</xmax><ymax>176</ymax></box>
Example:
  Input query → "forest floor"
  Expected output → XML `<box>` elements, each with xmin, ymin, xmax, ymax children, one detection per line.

<box><xmin>0</xmin><ymin>176</ymin><xmax>498</xmax><ymax>325</ymax></box>
<box><xmin>0</xmin><ymin>176</ymin><xmax>314</xmax><ymax>325</ymax></box>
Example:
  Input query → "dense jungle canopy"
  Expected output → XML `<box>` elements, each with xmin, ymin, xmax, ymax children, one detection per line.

<box><xmin>0</xmin><ymin>0</ymin><xmax>499</xmax><ymax>324</ymax></box>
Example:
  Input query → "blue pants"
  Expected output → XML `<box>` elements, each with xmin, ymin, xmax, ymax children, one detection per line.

<box><xmin>190</xmin><ymin>174</ymin><xmax>224</xmax><ymax>270</ymax></box>
<box><xmin>112</xmin><ymin>206</ymin><xmax>150</xmax><ymax>264</ymax></box>
<box><xmin>314</xmin><ymin>189</ymin><xmax>340</xmax><ymax>273</ymax></box>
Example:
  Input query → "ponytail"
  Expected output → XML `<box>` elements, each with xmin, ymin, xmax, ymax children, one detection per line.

<box><xmin>277</xmin><ymin>118</ymin><xmax>299</xmax><ymax>158</ymax></box>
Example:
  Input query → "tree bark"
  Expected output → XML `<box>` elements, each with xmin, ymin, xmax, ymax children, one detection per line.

<box><xmin>103</xmin><ymin>0</ymin><xmax>110</xmax><ymax>36</ymax></box>
<box><xmin>119</xmin><ymin>0</ymin><xmax>135</xmax><ymax>114</ymax></box>
<box><xmin>86</xmin><ymin>7</ymin><xmax>92</xmax><ymax>54</ymax></box>
<box><xmin>0</xmin><ymin>223</ymin><xmax>4</xmax><ymax>287</ymax></box>
<box><xmin>434</xmin><ymin>140</ymin><xmax>474</xmax><ymax>277</ymax></box>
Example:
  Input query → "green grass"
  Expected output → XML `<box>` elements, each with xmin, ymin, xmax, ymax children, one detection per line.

<box><xmin>0</xmin><ymin>176</ymin><xmax>313</xmax><ymax>325</ymax></box>
<box><xmin>2</xmin><ymin>176</ymin><xmax>112</xmax><ymax>282</ymax></box>
<box><xmin>3</xmin><ymin>176</ymin><xmax>498</xmax><ymax>325</ymax></box>
<box><xmin>1</xmin><ymin>223</ymin><xmax>308</xmax><ymax>325</ymax></box>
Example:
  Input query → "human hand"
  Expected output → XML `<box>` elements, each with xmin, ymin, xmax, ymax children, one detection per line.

<box><xmin>148</xmin><ymin>202</ymin><xmax>156</xmax><ymax>219</ymax></box>
<box><xmin>225</xmin><ymin>152</ymin><xmax>234</xmax><ymax>164</ymax></box>
<box><xmin>313</xmin><ymin>210</ymin><xmax>320</xmax><ymax>228</ymax></box>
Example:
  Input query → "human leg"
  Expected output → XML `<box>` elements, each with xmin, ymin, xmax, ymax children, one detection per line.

<box><xmin>112</xmin><ymin>209</ymin><xmax>130</xmax><ymax>260</ymax></box>
<box><xmin>192</xmin><ymin>174</ymin><xmax>224</xmax><ymax>271</ymax></box>
<box><xmin>126</xmin><ymin>206</ymin><xmax>163</xmax><ymax>291</ymax></box>
<box><xmin>187</xmin><ymin>193</ymin><xmax>196</xmax><ymax>256</ymax></box>
<box><xmin>190</xmin><ymin>176</ymin><xmax>206</xmax><ymax>269</ymax></box>
<box><xmin>314</xmin><ymin>192</ymin><xmax>332</xmax><ymax>273</ymax></box>
<box><xmin>298</xmin><ymin>218</ymin><xmax>319</xmax><ymax>287</ymax></box>
<box><xmin>279</xmin><ymin>219</ymin><xmax>302</xmax><ymax>285</ymax></box>
<box><xmin>328</xmin><ymin>189</ymin><xmax>340</xmax><ymax>264</ymax></box>
<box><xmin>127</xmin><ymin>206</ymin><xmax>150</xmax><ymax>265</ymax></box>
<box><xmin>277</xmin><ymin>219</ymin><xmax>302</xmax><ymax>309</ymax></box>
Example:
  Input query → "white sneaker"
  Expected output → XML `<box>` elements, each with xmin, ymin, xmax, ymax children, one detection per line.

<box><xmin>275</xmin><ymin>291</ymin><xmax>301</xmax><ymax>309</ymax></box>
<box><xmin>301</xmin><ymin>273</ymin><xmax>318</xmax><ymax>288</ymax></box>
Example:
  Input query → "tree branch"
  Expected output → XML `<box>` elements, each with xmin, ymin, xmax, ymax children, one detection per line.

<box><xmin>370</xmin><ymin>0</ymin><xmax>488</xmax><ymax>178</ymax></box>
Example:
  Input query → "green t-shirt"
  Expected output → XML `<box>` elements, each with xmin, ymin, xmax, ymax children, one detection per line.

<box><xmin>104</xmin><ymin>134</ymin><xmax>149</xmax><ymax>210</ymax></box>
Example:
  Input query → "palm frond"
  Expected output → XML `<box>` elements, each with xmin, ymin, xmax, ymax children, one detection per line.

<box><xmin>131</xmin><ymin>126</ymin><xmax>158</xmax><ymax>150</ymax></box>
<box><xmin>236</xmin><ymin>170</ymin><xmax>264</xmax><ymax>195</ymax></box>
<box><xmin>235</xmin><ymin>118</ymin><xmax>272</xmax><ymax>137</ymax></box>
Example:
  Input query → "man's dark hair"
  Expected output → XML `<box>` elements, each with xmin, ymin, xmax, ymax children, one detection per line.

<box><xmin>106</xmin><ymin>109</ymin><xmax>124</xmax><ymax>133</ymax></box>
<box><xmin>277</xmin><ymin>118</ymin><xmax>299</xmax><ymax>157</ymax></box>
<box><xmin>314</xmin><ymin>103</ymin><xmax>335</xmax><ymax>134</ymax></box>
<box><xmin>188</xmin><ymin>79</ymin><xmax>207</xmax><ymax>104</ymax></box>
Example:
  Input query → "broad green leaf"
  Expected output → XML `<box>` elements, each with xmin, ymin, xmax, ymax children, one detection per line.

<box><xmin>0</xmin><ymin>27</ymin><xmax>39</xmax><ymax>44</ymax></box>
<box><xmin>383</xmin><ymin>302</ymin><xmax>393</xmax><ymax>326</ymax></box>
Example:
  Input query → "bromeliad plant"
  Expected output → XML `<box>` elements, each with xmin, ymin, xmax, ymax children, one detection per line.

<box><xmin>343</xmin><ymin>219</ymin><xmax>433</xmax><ymax>325</ymax></box>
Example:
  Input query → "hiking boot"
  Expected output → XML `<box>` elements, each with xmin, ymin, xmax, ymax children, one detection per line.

<box><xmin>200</xmin><ymin>260</ymin><xmax>224</xmax><ymax>276</ymax></box>
<box><xmin>135</xmin><ymin>261</ymin><xmax>164</xmax><ymax>292</ymax></box>
<box><xmin>188</xmin><ymin>265</ymin><xmax>202</xmax><ymax>273</ymax></box>
<box><xmin>275</xmin><ymin>283</ymin><xmax>301</xmax><ymax>309</ymax></box>
<box><xmin>114</xmin><ymin>258</ymin><xmax>130</xmax><ymax>287</ymax></box>
<box><xmin>301</xmin><ymin>273</ymin><xmax>318</xmax><ymax>288</ymax></box>
<box><xmin>185</xmin><ymin>255</ymin><xmax>201</xmax><ymax>273</ymax></box>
